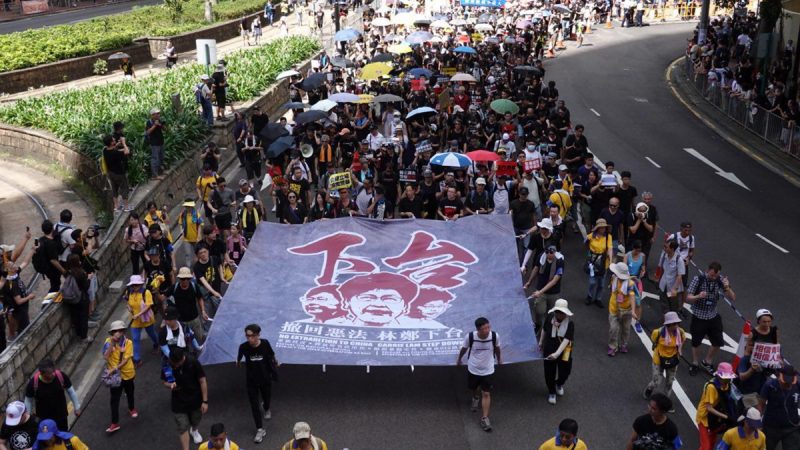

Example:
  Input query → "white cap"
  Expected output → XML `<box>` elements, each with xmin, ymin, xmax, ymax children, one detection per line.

<box><xmin>475</xmin><ymin>177</ymin><xmax>487</xmax><ymax>185</ymax></box>
<box><xmin>756</xmin><ymin>308</ymin><xmax>773</xmax><ymax>320</ymax></box>
<box><xmin>558</xmin><ymin>164</ymin><xmax>568</xmax><ymax>171</ymax></box>
<box><xmin>150</xmin><ymin>108</ymin><xmax>160</xmax><ymax>115</ymax></box>
<box><xmin>5</xmin><ymin>401</ymin><xmax>25</xmax><ymax>426</ymax></box>
<box><xmin>293</xmin><ymin>422</ymin><xmax>311</xmax><ymax>440</ymax></box>
<box><xmin>200</xmin><ymin>74</ymin><xmax>211</xmax><ymax>81</ymax></box>
<box><xmin>502</xmin><ymin>133</ymin><xmax>510</xmax><ymax>140</ymax></box>
<box><xmin>243</xmin><ymin>195</ymin><xmax>255</xmax><ymax>203</ymax></box>
<box><xmin>536</xmin><ymin>217</ymin><xmax>553</xmax><ymax>231</ymax></box>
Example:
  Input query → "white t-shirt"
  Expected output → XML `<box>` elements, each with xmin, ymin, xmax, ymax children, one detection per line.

<box><xmin>463</xmin><ymin>331</ymin><xmax>499</xmax><ymax>376</ymax></box>
<box><xmin>670</xmin><ymin>232</ymin><xmax>695</xmax><ymax>260</ymax></box>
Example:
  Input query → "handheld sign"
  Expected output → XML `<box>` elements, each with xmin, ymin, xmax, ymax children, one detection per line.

<box><xmin>328</xmin><ymin>172</ymin><xmax>352</xmax><ymax>191</ymax></box>
<box><xmin>495</xmin><ymin>161</ymin><xmax>517</xmax><ymax>177</ymax></box>
<box><xmin>751</xmin><ymin>342</ymin><xmax>782</xmax><ymax>369</ymax></box>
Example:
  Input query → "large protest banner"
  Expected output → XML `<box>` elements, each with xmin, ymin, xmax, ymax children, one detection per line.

<box><xmin>200</xmin><ymin>215</ymin><xmax>540</xmax><ymax>366</ymax></box>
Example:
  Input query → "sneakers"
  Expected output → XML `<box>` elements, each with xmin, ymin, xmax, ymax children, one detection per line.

<box><xmin>479</xmin><ymin>416</ymin><xmax>492</xmax><ymax>432</ymax></box>
<box><xmin>688</xmin><ymin>363</ymin><xmax>699</xmax><ymax>376</ymax></box>
<box><xmin>264</xmin><ymin>409</ymin><xmax>272</xmax><ymax>420</ymax></box>
<box><xmin>607</xmin><ymin>346</ymin><xmax>617</xmax><ymax>357</ymax></box>
<box><xmin>619</xmin><ymin>345</ymin><xmax>629</xmax><ymax>354</ymax></box>
<box><xmin>555</xmin><ymin>385</ymin><xmax>565</xmax><ymax>396</ymax></box>
<box><xmin>593</xmin><ymin>299</ymin><xmax>604</xmax><ymax>308</ymax></box>
<box><xmin>643</xmin><ymin>387</ymin><xmax>653</xmax><ymax>400</ymax></box>
<box><xmin>254</xmin><ymin>428</ymin><xmax>267</xmax><ymax>443</ymax></box>
<box><xmin>128</xmin><ymin>408</ymin><xmax>138</xmax><ymax>418</ymax></box>
<box><xmin>470</xmin><ymin>396</ymin><xmax>480</xmax><ymax>412</ymax></box>
<box><xmin>634</xmin><ymin>321</ymin><xmax>643</xmax><ymax>333</ymax></box>
<box><xmin>105</xmin><ymin>423</ymin><xmax>121</xmax><ymax>433</ymax></box>
<box><xmin>547</xmin><ymin>394</ymin><xmax>557</xmax><ymax>405</ymax></box>
<box><xmin>700</xmin><ymin>360</ymin><xmax>714</xmax><ymax>374</ymax></box>
<box><xmin>584</xmin><ymin>296</ymin><xmax>593</xmax><ymax>305</ymax></box>
<box><xmin>190</xmin><ymin>428</ymin><xmax>203</xmax><ymax>444</ymax></box>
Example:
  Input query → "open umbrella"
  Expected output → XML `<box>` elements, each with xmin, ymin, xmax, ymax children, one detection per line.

<box><xmin>453</xmin><ymin>45</ymin><xmax>476</xmax><ymax>54</ymax></box>
<box><xmin>409</xmin><ymin>67</ymin><xmax>433</xmax><ymax>78</ymax></box>
<box><xmin>388</xmin><ymin>43</ymin><xmax>413</xmax><ymax>54</ymax></box>
<box><xmin>331</xmin><ymin>56</ymin><xmax>355</xmax><ymax>68</ymax></box>
<box><xmin>335</xmin><ymin>28</ymin><xmax>361</xmax><ymax>42</ymax></box>
<box><xmin>431</xmin><ymin>19</ymin><xmax>450</xmax><ymax>28</ymax></box>
<box><xmin>260</xmin><ymin>123</ymin><xmax>290</xmax><ymax>141</ymax></box>
<box><xmin>413</xmin><ymin>18</ymin><xmax>432</xmax><ymax>26</ymax></box>
<box><xmin>392</xmin><ymin>12</ymin><xmax>418</xmax><ymax>26</ymax></box>
<box><xmin>329</xmin><ymin>92</ymin><xmax>361</xmax><ymax>103</ymax></box>
<box><xmin>552</xmin><ymin>4</ymin><xmax>572</xmax><ymax>14</ymax></box>
<box><xmin>108</xmin><ymin>52</ymin><xmax>131</xmax><ymax>60</ymax></box>
<box><xmin>514</xmin><ymin>65</ymin><xmax>543</xmax><ymax>76</ymax></box>
<box><xmin>520</xmin><ymin>9</ymin><xmax>538</xmax><ymax>15</ymax></box>
<box><xmin>371</xmin><ymin>53</ymin><xmax>394</xmax><ymax>63</ymax></box>
<box><xmin>295</xmin><ymin>110</ymin><xmax>329</xmax><ymax>126</ymax></box>
<box><xmin>475</xmin><ymin>23</ymin><xmax>493</xmax><ymax>32</ymax></box>
<box><xmin>359</xmin><ymin>62</ymin><xmax>394</xmax><ymax>80</ymax></box>
<box><xmin>516</xmin><ymin>19</ymin><xmax>532</xmax><ymax>29</ymax></box>
<box><xmin>405</xmin><ymin>31</ymin><xmax>433</xmax><ymax>45</ymax></box>
<box><xmin>465</xmin><ymin>150</ymin><xmax>501</xmax><ymax>162</ymax></box>
<box><xmin>310</xmin><ymin>99</ymin><xmax>337</xmax><ymax>111</ymax></box>
<box><xmin>490</xmin><ymin>99</ymin><xmax>520</xmax><ymax>115</ymax></box>
<box><xmin>430</xmin><ymin>152</ymin><xmax>472</xmax><ymax>168</ymax></box>
<box><xmin>450</xmin><ymin>18</ymin><xmax>467</xmax><ymax>26</ymax></box>
<box><xmin>450</xmin><ymin>73</ymin><xmax>477</xmax><ymax>82</ymax></box>
<box><xmin>298</xmin><ymin>73</ymin><xmax>326</xmax><ymax>91</ymax></box>
<box><xmin>266</xmin><ymin>136</ymin><xmax>296</xmax><ymax>159</ymax></box>
<box><xmin>477</xmin><ymin>13</ymin><xmax>495</xmax><ymax>23</ymax></box>
<box><xmin>281</xmin><ymin>101</ymin><xmax>308</xmax><ymax>110</ymax></box>
<box><xmin>371</xmin><ymin>17</ymin><xmax>392</xmax><ymax>27</ymax></box>
<box><xmin>406</xmin><ymin>106</ymin><xmax>437</xmax><ymax>120</ymax></box>
<box><xmin>276</xmin><ymin>69</ymin><xmax>301</xmax><ymax>81</ymax></box>
<box><xmin>371</xmin><ymin>93</ymin><xmax>404</xmax><ymax>103</ymax></box>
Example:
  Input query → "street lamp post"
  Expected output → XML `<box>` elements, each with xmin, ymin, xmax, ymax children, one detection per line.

<box><xmin>698</xmin><ymin>0</ymin><xmax>711</xmax><ymax>44</ymax></box>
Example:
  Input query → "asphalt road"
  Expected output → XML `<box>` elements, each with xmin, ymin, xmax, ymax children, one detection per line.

<box><xmin>0</xmin><ymin>0</ymin><xmax>162</xmax><ymax>34</ymax></box>
<box><xmin>67</xmin><ymin>23</ymin><xmax>800</xmax><ymax>450</ymax></box>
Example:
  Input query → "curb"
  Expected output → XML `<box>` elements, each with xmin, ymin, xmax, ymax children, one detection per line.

<box><xmin>665</xmin><ymin>56</ymin><xmax>800</xmax><ymax>189</ymax></box>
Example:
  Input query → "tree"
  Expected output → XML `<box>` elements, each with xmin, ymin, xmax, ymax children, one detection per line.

<box><xmin>164</xmin><ymin>0</ymin><xmax>185</xmax><ymax>24</ymax></box>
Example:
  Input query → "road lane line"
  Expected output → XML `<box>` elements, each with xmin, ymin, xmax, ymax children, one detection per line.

<box><xmin>755</xmin><ymin>233</ymin><xmax>789</xmax><ymax>254</ymax></box>
<box><xmin>645</xmin><ymin>157</ymin><xmax>661</xmax><ymax>168</ymax></box>
<box><xmin>590</xmin><ymin>108</ymin><xmax>601</xmax><ymax>117</ymax></box>
<box><xmin>643</xmin><ymin>291</ymin><xmax>738</xmax><ymax>353</ymax></box>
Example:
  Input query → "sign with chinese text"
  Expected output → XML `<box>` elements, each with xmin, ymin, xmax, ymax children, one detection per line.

<box><xmin>200</xmin><ymin>215</ymin><xmax>539</xmax><ymax>366</ymax></box>
<box><xmin>495</xmin><ymin>161</ymin><xmax>517</xmax><ymax>177</ymax></box>
<box><xmin>328</xmin><ymin>172</ymin><xmax>352</xmax><ymax>190</ymax></box>
<box><xmin>751</xmin><ymin>342</ymin><xmax>782</xmax><ymax>368</ymax></box>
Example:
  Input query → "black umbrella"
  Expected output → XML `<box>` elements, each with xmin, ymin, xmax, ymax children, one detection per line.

<box><xmin>259</xmin><ymin>123</ymin><xmax>289</xmax><ymax>142</ymax></box>
<box><xmin>371</xmin><ymin>53</ymin><xmax>394</xmax><ymax>63</ymax></box>
<box><xmin>298</xmin><ymin>73</ymin><xmax>327</xmax><ymax>91</ymax></box>
<box><xmin>295</xmin><ymin>110</ymin><xmax>328</xmax><ymax>126</ymax></box>
<box><xmin>332</xmin><ymin>56</ymin><xmax>355</xmax><ymax>68</ymax></box>
<box><xmin>514</xmin><ymin>65</ymin><xmax>544</xmax><ymax>76</ymax></box>
<box><xmin>281</xmin><ymin>101</ymin><xmax>308</xmax><ymax>110</ymax></box>
<box><xmin>265</xmin><ymin>136</ymin><xmax>296</xmax><ymax>159</ymax></box>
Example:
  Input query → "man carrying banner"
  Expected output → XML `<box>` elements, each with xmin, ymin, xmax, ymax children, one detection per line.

<box><xmin>457</xmin><ymin>317</ymin><xmax>502</xmax><ymax>433</ymax></box>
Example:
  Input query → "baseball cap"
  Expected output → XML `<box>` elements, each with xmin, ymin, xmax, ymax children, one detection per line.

<box><xmin>164</xmin><ymin>307</ymin><xmax>179</xmax><ymax>321</ymax></box>
<box><xmin>475</xmin><ymin>177</ymin><xmax>487</xmax><ymax>185</ymax></box>
<box><xmin>519</xmin><ymin>187</ymin><xmax>529</xmax><ymax>195</ymax></box>
<box><xmin>243</xmin><ymin>195</ymin><xmax>255</xmax><ymax>203</ymax></box>
<box><xmin>5</xmin><ymin>401</ymin><xmax>25</xmax><ymax>426</ymax></box>
<box><xmin>558</xmin><ymin>164</ymin><xmax>568</xmax><ymax>171</ymax></box>
<box><xmin>756</xmin><ymin>308</ymin><xmax>773</xmax><ymax>320</ymax></box>
<box><xmin>293</xmin><ymin>422</ymin><xmax>312</xmax><ymax>440</ymax></box>
<box><xmin>239</xmin><ymin>178</ymin><xmax>249</xmax><ymax>186</ymax></box>
<box><xmin>502</xmin><ymin>133</ymin><xmax>510</xmax><ymax>140</ymax></box>
<box><xmin>743</xmin><ymin>407</ymin><xmax>762</xmax><ymax>428</ymax></box>
<box><xmin>200</xmin><ymin>74</ymin><xmax>210</xmax><ymax>81</ymax></box>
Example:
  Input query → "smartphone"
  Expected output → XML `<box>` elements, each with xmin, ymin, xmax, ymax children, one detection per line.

<box><xmin>34</xmin><ymin>238</ymin><xmax>39</xmax><ymax>246</ymax></box>
<box><xmin>26</xmin><ymin>226</ymin><xmax>30</xmax><ymax>232</ymax></box>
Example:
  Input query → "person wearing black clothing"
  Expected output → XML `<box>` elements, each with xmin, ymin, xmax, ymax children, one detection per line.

<box><xmin>465</xmin><ymin>179</ymin><xmax>494</xmax><ymax>215</ymax></box>
<box><xmin>1</xmin><ymin>266</ymin><xmax>33</xmax><ymax>335</ymax></box>
<box><xmin>538</xmin><ymin>299</ymin><xmax>574</xmax><ymax>405</ymax></box>
<box><xmin>398</xmin><ymin>185</ymin><xmax>424</xmax><ymax>218</ymax></box>
<box><xmin>168</xmin><ymin>268</ymin><xmax>207</xmax><ymax>342</ymax></box>
<box><xmin>563</xmin><ymin>125</ymin><xmax>589</xmax><ymax>170</ymax></box>
<box><xmin>250</xmin><ymin>107</ymin><xmax>269</xmax><ymax>138</ymax></box>
<box><xmin>36</xmin><ymin>221</ymin><xmax>63</xmax><ymax>293</ymax></box>
<box><xmin>24</xmin><ymin>359</ymin><xmax>80</xmax><ymax>432</ymax></box>
<box><xmin>627</xmin><ymin>393</ymin><xmax>680</xmax><ymax>450</ymax></box>
<box><xmin>200</xmin><ymin>142</ymin><xmax>221</xmax><ymax>173</ymax></box>
<box><xmin>146</xmin><ymin>223</ymin><xmax>176</xmax><ymax>273</ymax></box>
<box><xmin>196</xmin><ymin>225</ymin><xmax>226</xmax><ymax>268</ymax></box>
<box><xmin>237</xmin><ymin>324</ymin><xmax>278</xmax><ymax>444</ymax></box>
<box><xmin>158</xmin><ymin>307</ymin><xmax>201</xmax><ymax>358</ymax></box>
<box><xmin>62</xmin><ymin>254</ymin><xmax>90</xmax><ymax>340</ymax></box>
<box><xmin>162</xmin><ymin>348</ymin><xmax>208</xmax><ymax>449</ymax></box>
<box><xmin>145</xmin><ymin>109</ymin><xmax>166</xmax><ymax>179</ymax></box>
<box><xmin>144</xmin><ymin>247</ymin><xmax>172</xmax><ymax>310</ymax></box>
<box><xmin>0</xmin><ymin>401</ymin><xmax>39</xmax><ymax>450</ymax></box>
<box><xmin>103</xmin><ymin>133</ymin><xmax>131</xmax><ymax>212</ymax></box>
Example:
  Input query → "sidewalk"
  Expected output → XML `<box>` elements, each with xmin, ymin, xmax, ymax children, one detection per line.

<box><xmin>667</xmin><ymin>56</ymin><xmax>800</xmax><ymax>189</ymax></box>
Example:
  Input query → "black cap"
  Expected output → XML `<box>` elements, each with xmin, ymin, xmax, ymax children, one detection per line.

<box><xmin>778</xmin><ymin>364</ymin><xmax>797</xmax><ymax>377</ymax></box>
<box><xmin>519</xmin><ymin>187</ymin><xmax>530</xmax><ymax>195</ymax></box>
<box><xmin>164</xmin><ymin>307</ymin><xmax>179</xmax><ymax>321</ymax></box>
<box><xmin>148</xmin><ymin>223</ymin><xmax>161</xmax><ymax>233</ymax></box>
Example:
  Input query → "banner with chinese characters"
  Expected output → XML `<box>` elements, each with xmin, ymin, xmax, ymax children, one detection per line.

<box><xmin>460</xmin><ymin>0</ymin><xmax>506</xmax><ymax>7</ymax></box>
<box><xmin>751</xmin><ymin>342</ymin><xmax>782</xmax><ymax>368</ymax></box>
<box><xmin>200</xmin><ymin>215</ymin><xmax>540</xmax><ymax>366</ymax></box>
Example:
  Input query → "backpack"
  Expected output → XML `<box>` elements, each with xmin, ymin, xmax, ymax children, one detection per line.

<box><xmin>32</xmin><ymin>369</ymin><xmax>65</xmax><ymax>394</ymax></box>
<box><xmin>467</xmin><ymin>331</ymin><xmax>498</xmax><ymax>359</ymax></box>
<box><xmin>32</xmin><ymin>240</ymin><xmax>51</xmax><ymax>274</ymax></box>
<box><xmin>194</xmin><ymin>83</ymin><xmax>205</xmax><ymax>104</ymax></box>
<box><xmin>53</xmin><ymin>223</ymin><xmax>74</xmax><ymax>256</ymax></box>
<box><xmin>60</xmin><ymin>274</ymin><xmax>82</xmax><ymax>305</ymax></box>
<box><xmin>167</xmin><ymin>280</ymin><xmax>201</xmax><ymax>308</ymax></box>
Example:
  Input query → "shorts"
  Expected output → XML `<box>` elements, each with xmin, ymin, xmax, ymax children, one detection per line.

<box><xmin>690</xmin><ymin>314</ymin><xmax>724</xmax><ymax>348</ymax></box>
<box><xmin>174</xmin><ymin>408</ymin><xmax>202</xmax><ymax>433</ymax></box>
<box><xmin>107</xmin><ymin>172</ymin><xmax>129</xmax><ymax>200</ymax></box>
<box><xmin>214</xmin><ymin>212</ymin><xmax>232</xmax><ymax>230</ymax></box>
<box><xmin>467</xmin><ymin>372</ymin><xmax>494</xmax><ymax>392</ymax></box>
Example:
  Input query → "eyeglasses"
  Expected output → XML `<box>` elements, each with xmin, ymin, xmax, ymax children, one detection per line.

<box><xmin>288</xmin><ymin>195</ymin><xmax>297</xmax><ymax>199</ymax></box>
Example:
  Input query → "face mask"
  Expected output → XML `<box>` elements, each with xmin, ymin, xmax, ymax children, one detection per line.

<box><xmin>527</xmin><ymin>145</ymin><xmax>535</xmax><ymax>151</ymax></box>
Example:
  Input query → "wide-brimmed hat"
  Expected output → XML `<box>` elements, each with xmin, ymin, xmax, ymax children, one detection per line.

<box><xmin>548</xmin><ymin>298</ymin><xmax>573</xmax><ymax>316</ymax></box>
<box><xmin>177</xmin><ymin>267</ymin><xmax>193</xmax><ymax>279</ymax></box>
<box><xmin>609</xmin><ymin>262</ymin><xmax>630</xmax><ymax>280</ymax></box>
<box><xmin>243</xmin><ymin>195</ymin><xmax>255</xmax><ymax>204</ymax></box>
<box><xmin>663</xmin><ymin>311</ymin><xmax>681</xmax><ymax>325</ymax></box>
<box><xmin>537</xmin><ymin>218</ymin><xmax>554</xmax><ymax>231</ymax></box>
<box><xmin>108</xmin><ymin>320</ymin><xmax>127</xmax><ymax>333</ymax></box>
<box><xmin>714</xmin><ymin>362</ymin><xmax>737</xmax><ymax>379</ymax></box>
<box><xmin>592</xmin><ymin>218</ymin><xmax>609</xmax><ymax>231</ymax></box>
<box><xmin>127</xmin><ymin>274</ymin><xmax>145</xmax><ymax>286</ymax></box>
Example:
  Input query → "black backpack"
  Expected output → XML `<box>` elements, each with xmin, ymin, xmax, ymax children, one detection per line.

<box><xmin>53</xmin><ymin>223</ymin><xmax>74</xmax><ymax>256</ymax></box>
<box><xmin>32</xmin><ymin>238</ymin><xmax>51</xmax><ymax>274</ymax></box>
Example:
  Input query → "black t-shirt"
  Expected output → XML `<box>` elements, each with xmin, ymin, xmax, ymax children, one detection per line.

<box><xmin>146</xmin><ymin>119</ymin><xmax>165</xmax><ymax>146</ymax></box>
<box><xmin>237</xmin><ymin>339</ymin><xmax>275</xmax><ymax>385</ymax></box>
<box><xmin>193</xmin><ymin>259</ymin><xmax>220</xmax><ymax>293</ymax></box>
<box><xmin>144</xmin><ymin>258</ymin><xmax>171</xmax><ymax>295</ymax></box>
<box><xmin>0</xmin><ymin>416</ymin><xmax>39</xmax><ymax>450</ymax></box>
<box><xmin>169</xmin><ymin>282</ymin><xmax>201</xmax><ymax>322</ymax></box>
<box><xmin>632</xmin><ymin>414</ymin><xmax>679</xmax><ymax>449</ymax></box>
<box><xmin>103</xmin><ymin>147</ymin><xmax>127</xmax><ymax>175</ymax></box>
<box><xmin>25</xmin><ymin>372</ymin><xmax>72</xmax><ymax>421</ymax></box>
<box><xmin>164</xmin><ymin>355</ymin><xmax>206</xmax><ymax>413</ymax></box>
<box><xmin>196</xmin><ymin>238</ymin><xmax>226</xmax><ymax>267</ymax></box>
<box><xmin>509</xmin><ymin>199</ymin><xmax>536</xmax><ymax>231</ymax></box>
<box><xmin>627</xmin><ymin>211</ymin><xmax>655</xmax><ymax>244</ymax></box>
<box><xmin>287</xmin><ymin>177</ymin><xmax>310</xmax><ymax>204</ymax></box>
<box><xmin>438</xmin><ymin>197</ymin><xmax>463</xmax><ymax>219</ymax></box>
<box><xmin>251</xmin><ymin>114</ymin><xmax>269</xmax><ymax>137</ymax></box>
<box><xmin>600</xmin><ymin>208</ymin><xmax>625</xmax><ymax>240</ymax></box>
<box><xmin>534</xmin><ymin>257</ymin><xmax>564</xmax><ymax>294</ymax></box>
<box><xmin>398</xmin><ymin>196</ymin><xmax>424</xmax><ymax>218</ymax></box>
<box><xmin>526</xmin><ymin>232</ymin><xmax>560</xmax><ymax>260</ymax></box>
<box><xmin>616</xmin><ymin>185</ymin><xmax>638</xmax><ymax>214</ymax></box>
<box><xmin>540</xmin><ymin>313</ymin><xmax>574</xmax><ymax>356</ymax></box>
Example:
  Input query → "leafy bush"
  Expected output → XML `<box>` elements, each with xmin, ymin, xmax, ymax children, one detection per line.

<box><xmin>0</xmin><ymin>0</ymin><xmax>273</xmax><ymax>73</ymax></box>
<box><xmin>0</xmin><ymin>37</ymin><xmax>319</xmax><ymax>185</ymax></box>
<box><xmin>93</xmin><ymin>59</ymin><xmax>109</xmax><ymax>75</ymax></box>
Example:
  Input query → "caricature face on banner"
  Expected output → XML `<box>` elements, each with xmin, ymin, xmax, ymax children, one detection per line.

<box><xmin>200</xmin><ymin>215</ymin><xmax>540</xmax><ymax>366</ymax></box>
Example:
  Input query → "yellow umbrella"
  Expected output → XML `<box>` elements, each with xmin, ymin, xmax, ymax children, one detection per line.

<box><xmin>359</xmin><ymin>62</ymin><xmax>393</xmax><ymax>81</ymax></box>
<box><xmin>356</xmin><ymin>94</ymin><xmax>374</xmax><ymax>104</ymax></box>
<box><xmin>388</xmin><ymin>43</ymin><xmax>412</xmax><ymax>54</ymax></box>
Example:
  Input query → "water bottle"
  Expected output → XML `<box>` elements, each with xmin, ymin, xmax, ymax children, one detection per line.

<box><xmin>163</xmin><ymin>363</ymin><xmax>176</xmax><ymax>384</ymax></box>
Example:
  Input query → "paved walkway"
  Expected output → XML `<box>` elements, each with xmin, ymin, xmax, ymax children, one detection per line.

<box><xmin>0</xmin><ymin>0</ymin><xmax>160</xmax><ymax>33</ymax></box>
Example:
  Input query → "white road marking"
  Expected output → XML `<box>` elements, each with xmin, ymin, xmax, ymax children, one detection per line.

<box><xmin>755</xmin><ymin>233</ymin><xmax>789</xmax><ymax>254</ymax></box>
<box><xmin>590</xmin><ymin>108</ymin><xmax>601</xmax><ymax>117</ymax></box>
<box><xmin>683</xmin><ymin>148</ymin><xmax>751</xmax><ymax>191</ymax></box>
<box><xmin>633</xmin><ymin>97</ymin><xmax>650</xmax><ymax>103</ymax></box>
<box><xmin>645</xmin><ymin>157</ymin><xmax>661</xmax><ymax>168</ymax></box>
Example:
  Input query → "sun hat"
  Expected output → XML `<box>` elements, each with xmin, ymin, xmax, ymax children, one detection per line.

<box><xmin>150</xmin><ymin>108</ymin><xmax>160</xmax><ymax>115</ymax></box>
<box><xmin>127</xmin><ymin>274</ymin><xmax>145</xmax><ymax>286</ymax></box>
<box><xmin>293</xmin><ymin>422</ymin><xmax>312</xmax><ymax>440</ymax></box>
<box><xmin>182</xmin><ymin>199</ymin><xmax>196</xmax><ymax>207</ymax></box>
<box><xmin>663</xmin><ymin>311</ymin><xmax>681</xmax><ymax>325</ymax></box>
<box><xmin>558</xmin><ymin>164</ymin><xmax>568</xmax><ymax>171</ymax></box>
<box><xmin>108</xmin><ymin>320</ymin><xmax>127</xmax><ymax>333</ymax></box>
<box><xmin>609</xmin><ymin>262</ymin><xmax>631</xmax><ymax>280</ymax></box>
<box><xmin>714</xmin><ymin>362</ymin><xmax>737</xmax><ymax>379</ymax></box>
<box><xmin>592</xmin><ymin>218</ymin><xmax>609</xmax><ymax>232</ymax></box>
<box><xmin>177</xmin><ymin>267</ymin><xmax>194</xmax><ymax>279</ymax></box>
<box><xmin>537</xmin><ymin>217</ymin><xmax>554</xmax><ymax>231</ymax></box>
<box><xmin>548</xmin><ymin>298</ymin><xmax>573</xmax><ymax>316</ymax></box>
<box><xmin>475</xmin><ymin>177</ymin><xmax>487</xmax><ymax>185</ymax></box>
<box><xmin>243</xmin><ymin>195</ymin><xmax>255</xmax><ymax>204</ymax></box>
<box><xmin>756</xmin><ymin>308</ymin><xmax>773</xmax><ymax>320</ymax></box>
<box><xmin>5</xmin><ymin>401</ymin><xmax>25</xmax><ymax>426</ymax></box>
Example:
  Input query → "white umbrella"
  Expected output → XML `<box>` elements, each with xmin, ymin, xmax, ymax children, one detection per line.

<box><xmin>431</xmin><ymin>19</ymin><xmax>450</xmax><ymax>28</ymax></box>
<box><xmin>328</xmin><ymin>92</ymin><xmax>361</xmax><ymax>103</ymax></box>
<box><xmin>552</xmin><ymin>4</ymin><xmax>572</xmax><ymax>14</ymax></box>
<box><xmin>450</xmin><ymin>18</ymin><xmax>467</xmax><ymax>25</ymax></box>
<box><xmin>377</xmin><ymin>5</ymin><xmax>392</xmax><ymax>13</ymax></box>
<box><xmin>372</xmin><ymin>17</ymin><xmax>392</xmax><ymax>27</ymax></box>
<box><xmin>310</xmin><ymin>99</ymin><xmax>337</xmax><ymax>112</ymax></box>
<box><xmin>277</xmin><ymin>69</ymin><xmax>301</xmax><ymax>81</ymax></box>
<box><xmin>406</xmin><ymin>106</ymin><xmax>437</xmax><ymax>119</ymax></box>
<box><xmin>475</xmin><ymin>23</ymin><xmax>494</xmax><ymax>32</ymax></box>
<box><xmin>392</xmin><ymin>12</ymin><xmax>419</xmax><ymax>25</ymax></box>
<box><xmin>520</xmin><ymin>9</ymin><xmax>538</xmax><ymax>15</ymax></box>
<box><xmin>450</xmin><ymin>73</ymin><xmax>478</xmax><ymax>82</ymax></box>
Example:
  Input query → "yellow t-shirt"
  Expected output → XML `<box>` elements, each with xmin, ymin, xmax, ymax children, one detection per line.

<box><xmin>608</xmin><ymin>279</ymin><xmax>634</xmax><ymax>315</ymax></box>
<box><xmin>696</xmin><ymin>381</ymin><xmax>729</xmax><ymax>427</ymax></box>
<box><xmin>281</xmin><ymin>437</ymin><xmax>329</xmax><ymax>450</ymax></box>
<box><xmin>538</xmin><ymin>436</ymin><xmax>588</xmax><ymax>450</ymax></box>
<box><xmin>720</xmin><ymin>426</ymin><xmax>766</xmax><ymax>450</ymax></box>
<box><xmin>179</xmin><ymin>209</ymin><xmax>203</xmax><ymax>244</ymax></box>
<box><xmin>549</xmin><ymin>191</ymin><xmax>572</xmax><ymax>218</ymax></box>
<box><xmin>41</xmin><ymin>436</ymin><xmax>89</xmax><ymax>450</ymax></box>
<box><xmin>197</xmin><ymin>175</ymin><xmax>217</xmax><ymax>202</ymax></box>
<box><xmin>144</xmin><ymin>211</ymin><xmax>173</xmax><ymax>242</ymax></box>
<box><xmin>650</xmin><ymin>327</ymin><xmax>686</xmax><ymax>365</ymax></box>
<box><xmin>198</xmin><ymin>440</ymin><xmax>241</xmax><ymax>450</ymax></box>
<box><xmin>127</xmin><ymin>289</ymin><xmax>155</xmax><ymax>328</ymax></box>
<box><xmin>103</xmin><ymin>337</ymin><xmax>135</xmax><ymax>380</ymax></box>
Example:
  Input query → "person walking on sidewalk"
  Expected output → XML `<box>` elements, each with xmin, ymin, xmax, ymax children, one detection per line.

<box><xmin>237</xmin><ymin>324</ymin><xmax>279</xmax><ymax>444</ymax></box>
<box><xmin>538</xmin><ymin>418</ymin><xmax>587</xmax><ymax>450</ymax></box>
<box><xmin>163</xmin><ymin>347</ymin><xmax>208</xmax><ymax>450</ymax></box>
<box><xmin>607</xmin><ymin>262</ymin><xmax>637</xmax><ymax>357</ymax></box>
<box><xmin>456</xmin><ymin>317</ymin><xmax>502</xmax><ymax>432</ymax></box>
<box><xmin>644</xmin><ymin>312</ymin><xmax>685</xmax><ymax>401</ymax></box>
<box><xmin>24</xmin><ymin>359</ymin><xmax>81</xmax><ymax>432</ymax></box>
<box><xmin>102</xmin><ymin>320</ymin><xmax>136</xmax><ymax>434</ymax></box>
<box><xmin>125</xmin><ymin>274</ymin><xmax>159</xmax><ymax>366</ymax></box>
<box><xmin>539</xmin><ymin>299</ymin><xmax>574</xmax><ymax>406</ymax></box>
<box><xmin>686</xmin><ymin>261</ymin><xmax>735</xmax><ymax>376</ymax></box>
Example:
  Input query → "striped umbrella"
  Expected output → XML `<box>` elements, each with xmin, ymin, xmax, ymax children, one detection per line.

<box><xmin>430</xmin><ymin>152</ymin><xmax>472</xmax><ymax>168</ymax></box>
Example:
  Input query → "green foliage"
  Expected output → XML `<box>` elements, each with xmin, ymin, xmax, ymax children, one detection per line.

<box><xmin>0</xmin><ymin>37</ymin><xmax>319</xmax><ymax>185</ymax></box>
<box><xmin>0</xmin><ymin>0</ymin><xmax>272</xmax><ymax>73</ymax></box>
<box><xmin>93</xmin><ymin>59</ymin><xmax>109</xmax><ymax>75</ymax></box>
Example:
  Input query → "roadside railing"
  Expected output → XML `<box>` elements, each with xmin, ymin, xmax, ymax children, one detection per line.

<box><xmin>682</xmin><ymin>55</ymin><xmax>800</xmax><ymax>159</ymax></box>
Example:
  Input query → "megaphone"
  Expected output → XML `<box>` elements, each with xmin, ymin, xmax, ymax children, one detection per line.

<box><xmin>300</xmin><ymin>143</ymin><xmax>314</xmax><ymax>159</ymax></box>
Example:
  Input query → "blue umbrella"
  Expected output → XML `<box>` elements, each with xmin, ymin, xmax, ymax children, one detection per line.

<box><xmin>266</xmin><ymin>136</ymin><xmax>296</xmax><ymax>159</ymax></box>
<box><xmin>430</xmin><ymin>152</ymin><xmax>471</xmax><ymax>168</ymax></box>
<box><xmin>405</xmin><ymin>31</ymin><xmax>433</xmax><ymax>45</ymax></box>
<box><xmin>454</xmin><ymin>45</ymin><xmax>477</xmax><ymax>54</ymax></box>
<box><xmin>335</xmin><ymin>28</ymin><xmax>361</xmax><ymax>42</ymax></box>
<box><xmin>409</xmin><ymin>67</ymin><xmax>433</xmax><ymax>78</ymax></box>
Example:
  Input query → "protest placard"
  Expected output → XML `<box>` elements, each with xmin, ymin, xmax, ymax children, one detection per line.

<box><xmin>495</xmin><ymin>161</ymin><xmax>517</xmax><ymax>177</ymax></box>
<box><xmin>328</xmin><ymin>172</ymin><xmax>352</xmax><ymax>191</ymax></box>
<box><xmin>751</xmin><ymin>342</ymin><xmax>782</xmax><ymax>368</ymax></box>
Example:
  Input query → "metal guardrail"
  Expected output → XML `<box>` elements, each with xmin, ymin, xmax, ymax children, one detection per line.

<box><xmin>682</xmin><ymin>55</ymin><xmax>800</xmax><ymax>159</ymax></box>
